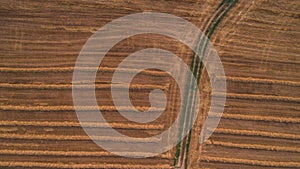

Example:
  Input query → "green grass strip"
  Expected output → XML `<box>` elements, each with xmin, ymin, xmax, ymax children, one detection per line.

<box><xmin>183</xmin><ymin>1</ymin><xmax>239</xmax><ymax>168</ymax></box>
<box><xmin>173</xmin><ymin>0</ymin><xmax>239</xmax><ymax>167</ymax></box>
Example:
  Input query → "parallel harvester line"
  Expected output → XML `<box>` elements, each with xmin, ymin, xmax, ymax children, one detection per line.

<box><xmin>0</xmin><ymin>121</ymin><xmax>164</xmax><ymax>130</ymax></box>
<box><xmin>0</xmin><ymin>105</ymin><xmax>164</xmax><ymax>112</ymax></box>
<box><xmin>0</xmin><ymin>67</ymin><xmax>168</xmax><ymax>76</ymax></box>
<box><xmin>229</xmin><ymin>32</ymin><xmax>300</xmax><ymax>45</ymax></box>
<box><xmin>200</xmin><ymin>156</ymin><xmax>300</xmax><ymax>168</ymax></box>
<box><xmin>206</xmin><ymin>141</ymin><xmax>300</xmax><ymax>153</ymax></box>
<box><xmin>0</xmin><ymin>133</ymin><xmax>161</xmax><ymax>143</ymax></box>
<box><xmin>214</xmin><ymin>92</ymin><xmax>300</xmax><ymax>103</ymax></box>
<box><xmin>0</xmin><ymin>149</ymin><xmax>170</xmax><ymax>159</ymax></box>
<box><xmin>220</xmin><ymin>44</ymin><xmax>300</xmax><ymax>64</ymax></box>
<box><xmin>0</xmin><ymin>83</ymin><xmax>168</xmax><ymax>90</ymax></box>
<box><xmin>217</xmin><ymin>76</ymin><xmax>300</xmax><ymax>86</ymax></box>
<box><xmin>210</xmin><ymin>113</ymin><xmax>300</xmax><ymax>123</ymax></box>
<box><xmin>223</xmin><ymin>113</ymin><xmax>300</xmax><ymax>123</ymax></box>
<box><xmin>0</xmin><ymin>162</ymin><xmax>171</xmax><ymax>169</ymax></box>
<box><xmin>213</xmin><ymin>128</ymin><xmax>300</xmax><ymax>140</ymax></box>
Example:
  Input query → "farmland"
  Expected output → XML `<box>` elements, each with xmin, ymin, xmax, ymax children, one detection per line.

<box><xmin>0</xmin><ymin>0</ymin><xmax>299</xmax><ymax>169</ymax></box>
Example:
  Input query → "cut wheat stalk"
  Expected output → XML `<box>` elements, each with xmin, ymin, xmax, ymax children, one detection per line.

<box><xmin>0</xmin><ymin>83</ymin><xmax>169</xmax><ymax>90</ymax></box>
<box><xmin>0</xmin><ymin>105</ymin><xmax>164</xmax><ymax>112</ymax></box>
<box><xmin>0</xmin><ymin>120</ymin><xmax>164</xmax><ymax>130</ymax></box>
<box><xmin>206</xmin><ymin>140</ymin><xmax>300</xmax><ymax>153</ymax></box>
<box><xmin>217</xmin><ymin>76</ymin><xmax>300</xmax><ymax>86</ymax></box>
<box><xmin>212</xmin><ymin>128</ymin><xmax>300</xmax><ymax>140</ymax></box>
<box><xmin>0</xmin><ymin>162</ymin><xmax>171</xmax><ymax>169</ymax></box>
<box><xmin>200</xmin><ymin>156</ymin><xmax>300</xmax><ymax>168</ymax></box>
<box><xmin>0</xmin><ymin>149</ymin><xmax>170</xmax><ymax>159</ymax></box>
<box><xmin>0</xmin><ymin>67</ymin><xmax>168</xmax><ymax>76</ymax></box>
<box><xmin>0</xmin><ymin>133</ymin><xmax>161</xmax><ymax>143</ymax></box>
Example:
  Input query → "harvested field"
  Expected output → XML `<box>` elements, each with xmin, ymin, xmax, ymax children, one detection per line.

<box><xmin>188</xmin><ymin>0</ymin><xmax>300</xmax><ymax>168</ymax></box>
<box><xmin>0</xmin><ymin>0</ymin><xmax>299</xmax><ymax>169</ymax></box>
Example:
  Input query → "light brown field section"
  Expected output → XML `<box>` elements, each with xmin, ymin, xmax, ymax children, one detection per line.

<box><xmin>187</xmin><ymin>0</ymin><xmax>300</xmax><ymax>168</ymax></box>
